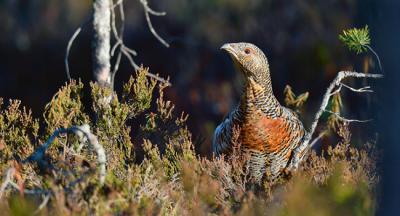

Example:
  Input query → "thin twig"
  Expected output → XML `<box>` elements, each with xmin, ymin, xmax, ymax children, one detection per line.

<box><xmin>110</xmin><ymin>0</ymin><xmax>126</xmax><ymax>87</ymax></box>
<box><xmin>288</xmin><ymin>71</ymin><xmax>383</xmax><ymax>170</ymax></box>
<box><xmin>309</xmin><ymin>132</ymin><xmax>326</xmax><ymax>148</ymax></box>
<box><xmin>365</xmin><ymin>44</ymin><xmax>383</xmax><ymax>72</ymax></box>
<box><xmin>34</xmin><ymin>193</ymin><xmax>51</xmax><ymax>214</ymax></box>
<box><xmin>112</xmin><ymin>0</ymin><xmax>123</xmax><ymax>9</ymax></box>
<box><xmin>324</xmin><ymin>110</ymin><xmax>372</xmax><ymax>123</ymax></box>
<box><xmin>64</xmin><ymin>17</ymin><xmax>92</xmax><ymax>80</ymax></box>
<box><xmin>140</xmin><ymin>0</ymin><xmax>170</xmax><ymax>48</ymax></box>
<box><xmin>330</xmin><ymin>83</ymin><xmax>372</xmax><ymax>96</ymax></box>
<box><xmin>122</xmin><ymin>48</ymin><xmax>140</xmax><ymax>70</ymax></box>
<box><xmin>341</xmin><ymin>83</ymin><xmax>373</xmax><ymax>93</ymax></box>
<box><xmin>145</xmin><ymin>72</ymin><xmax>171</xmax><ymax>86</ymax></box>
<box><xmin>110</xmin><ymin>0</ymin><xmax>170</xmax><ymax>86</ymax></box>
<box><xmin>65</xmin><ymin>28</ymin><xmax>82</xmax><ymax>80</ymax></box>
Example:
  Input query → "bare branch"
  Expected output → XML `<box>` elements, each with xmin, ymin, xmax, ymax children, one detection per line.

<box><xmin>65</xmin><ymin>28</ymin><xmax>82</xmax><ymax>80</ymax></box>
<box><xmin>288</xmin><ymin>71</ymin><xmax>383</xmax><ymax>170</ymax></box>
<box><xmin>140</xmin><ymin>0</ymin><xmax>170</xmax><ymax>48</ymax></box>
<box><xmin>73</xmin><ymin>124</ymin><xmax>107</xmax><ymax>184</ymax></box>
<box><xmin>24</xmin><ymin>124</ymin><xmax>107</xmax><ymax>185</ymax></box>
<box><xmin>0</xmin><ymin>168</ymin><xmax>15</xmax><ymax>199</ymax></box>
<box><xmin>341</xmin><ymin>83</ymin><xmax>373</xmax><ymax>93</ymax></box>
<box><xmin>365</xmin><ymin>44</ymin><xmax>383</xmax><ymax>72</ymax></box>
<box><xmin>122</xmin><ymin>48</ymin><xmax>140</xmax><ymax>70</ymax></box>
<box><xmin>145</xmin><ymin>72</ymin><xmax>171</xmax><ymax>86</ymax></box>
<box><xmin>330</xmin><ymin>85</ymin><xmax>343</xmax><ymax>96</ymax></box>
<box><xmin>64</xmin><ymin>16</ymin><xmax>92</xmax><ymax>80</ymax></box>
<box><xmin>112</xmin><ymin>0</ymin><xmax>123</xmax><ymax>9</ymax></box>
<box><xmin>324</xmin><ymin>109</ymin><xmax>372</xmax><ymax>123</ymax></box>
<box><xmin>109</xmin><ymin>0</ymin><xmax>170</xmax><ymax>87</ymax></box>
<box><xmin>34</xmin><ymin>193</ymin><xmax>51</xmax><ymax>214</ymax></box>
<box><xmin>309</xmin><ymin>132</ymin><xmax>326</xmax><ymax>148</ymax></box>
<box><xmin>144</xmin><ymin>6</ymin><xmax>166</xmax><ymax>16</ymax></box>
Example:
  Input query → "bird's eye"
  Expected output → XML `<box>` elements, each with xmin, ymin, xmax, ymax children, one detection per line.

<box><xmin>244</xmin><ymin>48</ymin><xmax>251</xmax><ymax>54</ymax></box>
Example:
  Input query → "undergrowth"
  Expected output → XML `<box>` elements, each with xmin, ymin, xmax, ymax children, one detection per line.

<box><xmin>0</xmin><ymin>67</ymin><xmax>379</xmax><ymax>215</ymax></box>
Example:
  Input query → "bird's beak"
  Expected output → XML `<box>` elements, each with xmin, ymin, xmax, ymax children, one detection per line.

<box><xmin>221</xmin><ymin>43</ymin><xmax>237</xmax><ymax>59</ymax></box>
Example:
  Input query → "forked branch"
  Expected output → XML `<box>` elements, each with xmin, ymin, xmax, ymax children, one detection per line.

<box><xmin>288</xmin><ymin>71</ymin><xmax>383</xmax><ymax>170</ymax></box>
<box><xmin>65</xmin><ymin>0</ymin><xmax>171</xmax><ymax>88</ymax></box>
<box><xmin>110</xmin><ymin>0</ymin><xmax>171</xmax><ymax>86</ymax></box>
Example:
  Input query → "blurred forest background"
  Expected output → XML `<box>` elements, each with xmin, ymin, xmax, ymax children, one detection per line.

<box><xmin>0</xmin><ymin>0</ymin><xmax>385</xmax><ymax>156</ymax></box>
<box><xmin>2</xmin><ymin>0</ymin><xmax>400</xmax><ymax>215</ymax></box>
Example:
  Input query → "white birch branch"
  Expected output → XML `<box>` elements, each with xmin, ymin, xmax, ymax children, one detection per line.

<box><xmin>0</xmin><ymin>168</ymin><xmax>15</xmax><ymax>199</ymax></box>
<box><xmin>24</xmin><ymin>124</ymin><xmax>107</xmax><ymax>185</ymax></box>
<box><xmin>288</xmin><ymin>71</ymin><xmax>383</xmax><ymax>170</ymax></box>
<box><xmin>93</xmin><ymin>0</ymin><xmax>112</xmax><ymax>87</ymax></box>
<box><xmin>64</xmin><ymin>0</ymin><xmax>171</xmax><ymax>88</ymax></box>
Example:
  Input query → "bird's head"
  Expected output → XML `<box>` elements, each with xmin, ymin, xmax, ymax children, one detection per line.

<box><xmin>221</xmin><ymin>42</ymin><xmax>270</xmax><ymax>82</ymax></box>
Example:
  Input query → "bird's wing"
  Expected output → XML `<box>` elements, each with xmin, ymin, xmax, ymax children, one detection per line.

<box><xmin>280</xmin><ymin>106</ymin><xmax>307</xmax><ymax>148</ymax></box>
<box><xmin>212</xmin><ymin>108</ymin><xmax>240</xmax><ymax>156</ymax></box>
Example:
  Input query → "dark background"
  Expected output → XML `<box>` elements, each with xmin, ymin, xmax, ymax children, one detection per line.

<box><xmin>0</xmin><ymin>1</ymin><xmax>398</xmax><ymax>213</ymax></box>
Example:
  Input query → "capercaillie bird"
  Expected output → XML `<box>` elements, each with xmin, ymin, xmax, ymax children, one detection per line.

<box><xmin>213</xmin><ymin>42</ymin><xmax>306</xmax><ymax>182</ymax></box>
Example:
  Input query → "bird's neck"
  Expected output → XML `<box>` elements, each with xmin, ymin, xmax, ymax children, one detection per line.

<box><xmin>239</xmin><ymin>75</ymin><xmax>282</xmax><ymax>117</ymax></box>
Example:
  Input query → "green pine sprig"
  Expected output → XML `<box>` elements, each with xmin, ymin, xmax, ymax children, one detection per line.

<box><xmin>339</xmin><ymin>25</ymin><xmax>370</xmax><ymax>54</ymax></box>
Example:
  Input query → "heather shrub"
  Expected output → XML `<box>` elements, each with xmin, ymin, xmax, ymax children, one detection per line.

<box><xmin>0</xmin><ymin>67</ymin><xmax>379</xmax><ymax>215</ymax></box>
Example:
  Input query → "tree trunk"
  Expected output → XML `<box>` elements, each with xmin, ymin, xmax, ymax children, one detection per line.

<box><xmin>92</xmin><ymin>0</ymin><xmax>111</xmax><ymax>88</ymax></box>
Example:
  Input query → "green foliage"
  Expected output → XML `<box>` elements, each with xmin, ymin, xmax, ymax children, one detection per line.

<box><xmin>90</xmin><ymin>82</ymin><xmax>132</xmax><ymax>173</ymax></box>
<box><xmin>0</xmin><ymin>68</ymin><xmax>380</xmax><ymax>215</ymax></box>
<box><xmin>277</xmin><ymin>165</ymin><xmax>374</xmax><ymax>216</ymax></box>
<box><xmin>277</xmin><ymin>124</ymin><xmax>378</xmax><ymax>216</ymax></box>
<box><xmin>122</xmin><ymin>68</ymin><xmax>157</xmax><ymax>118</ymax></box>
<box><xmin>339</xmin><ymin>25</ymin><xmax>370</xmax><ymax>54</ymax></box>
<box><xmin>43</xmin><ymin>80</ymin><xmax>89</xmax><ymax>135</ymax></box>
<box><xmin>0</xmin><ymin>99</ymin><xmax>39</xmax><ymax>162</ymax></box>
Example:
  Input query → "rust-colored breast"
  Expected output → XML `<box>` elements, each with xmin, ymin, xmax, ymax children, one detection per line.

<box><xmin>240</xmin><ymin>112</ymin><xmax>292</xmax><ymax>154</ymax></box>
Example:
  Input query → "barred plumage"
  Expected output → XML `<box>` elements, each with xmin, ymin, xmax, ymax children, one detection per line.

<box><xmin>213</xmin><ymin>42</ymin><xmax>306</xmax><ymax>182</ymax></box>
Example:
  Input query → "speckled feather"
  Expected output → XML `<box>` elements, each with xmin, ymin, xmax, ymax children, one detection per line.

<box><xmin>213</xmin><ymin>42</ymin><xmax>306</xmax><ymax>182</ymax></box>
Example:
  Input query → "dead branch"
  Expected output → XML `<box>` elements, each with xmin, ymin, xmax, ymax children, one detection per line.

<box><xmin>139</xmin><ymin>0</ymin><xmax>170</xmax><ymax>48</ymax></box>
<box><xmin>65</xmin><ymin>27</ymin><xmax>81</xmax><ymax>80</ymax></box>
<box><xmin>24</xmin><ymin>124</ymin><xmax>107</xmax><ymax>185</ymax></box>
<box><xmin>309</xmin><ymin>132</ymin><xmax>326</xmax><ymax>148</ymax></box>
<box><xmin>365</xmin><ymin>44</ymin><xmax>383</xmax><ymax>72</ymax></box>
<box><xmin>65</xmin><ymin>17</ymin><xmax>92</xmax><ymax>80</ymax></box>
<box><xmin>110</xmin><ymin>0</ymin><xmax>171</xmax><ymax>86</ymax></box>
<box><xmin>323</xmin><ymin>109</ymin><xmax>372</xmax><ymax>123</ymax></box>
<box><xmin>0</xmin><ymin>168</ymin><xmax>15</xmax><ymax>199</ymax></box>
<box><xmin>34</xmin><ymin>193</ymin><xmax>51</xmax><ymax>214</ymax></box>
<box><xmin>288</xmin><ymin>71</ymin><xmax>383</xmax><ymax>170</ymax></box>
